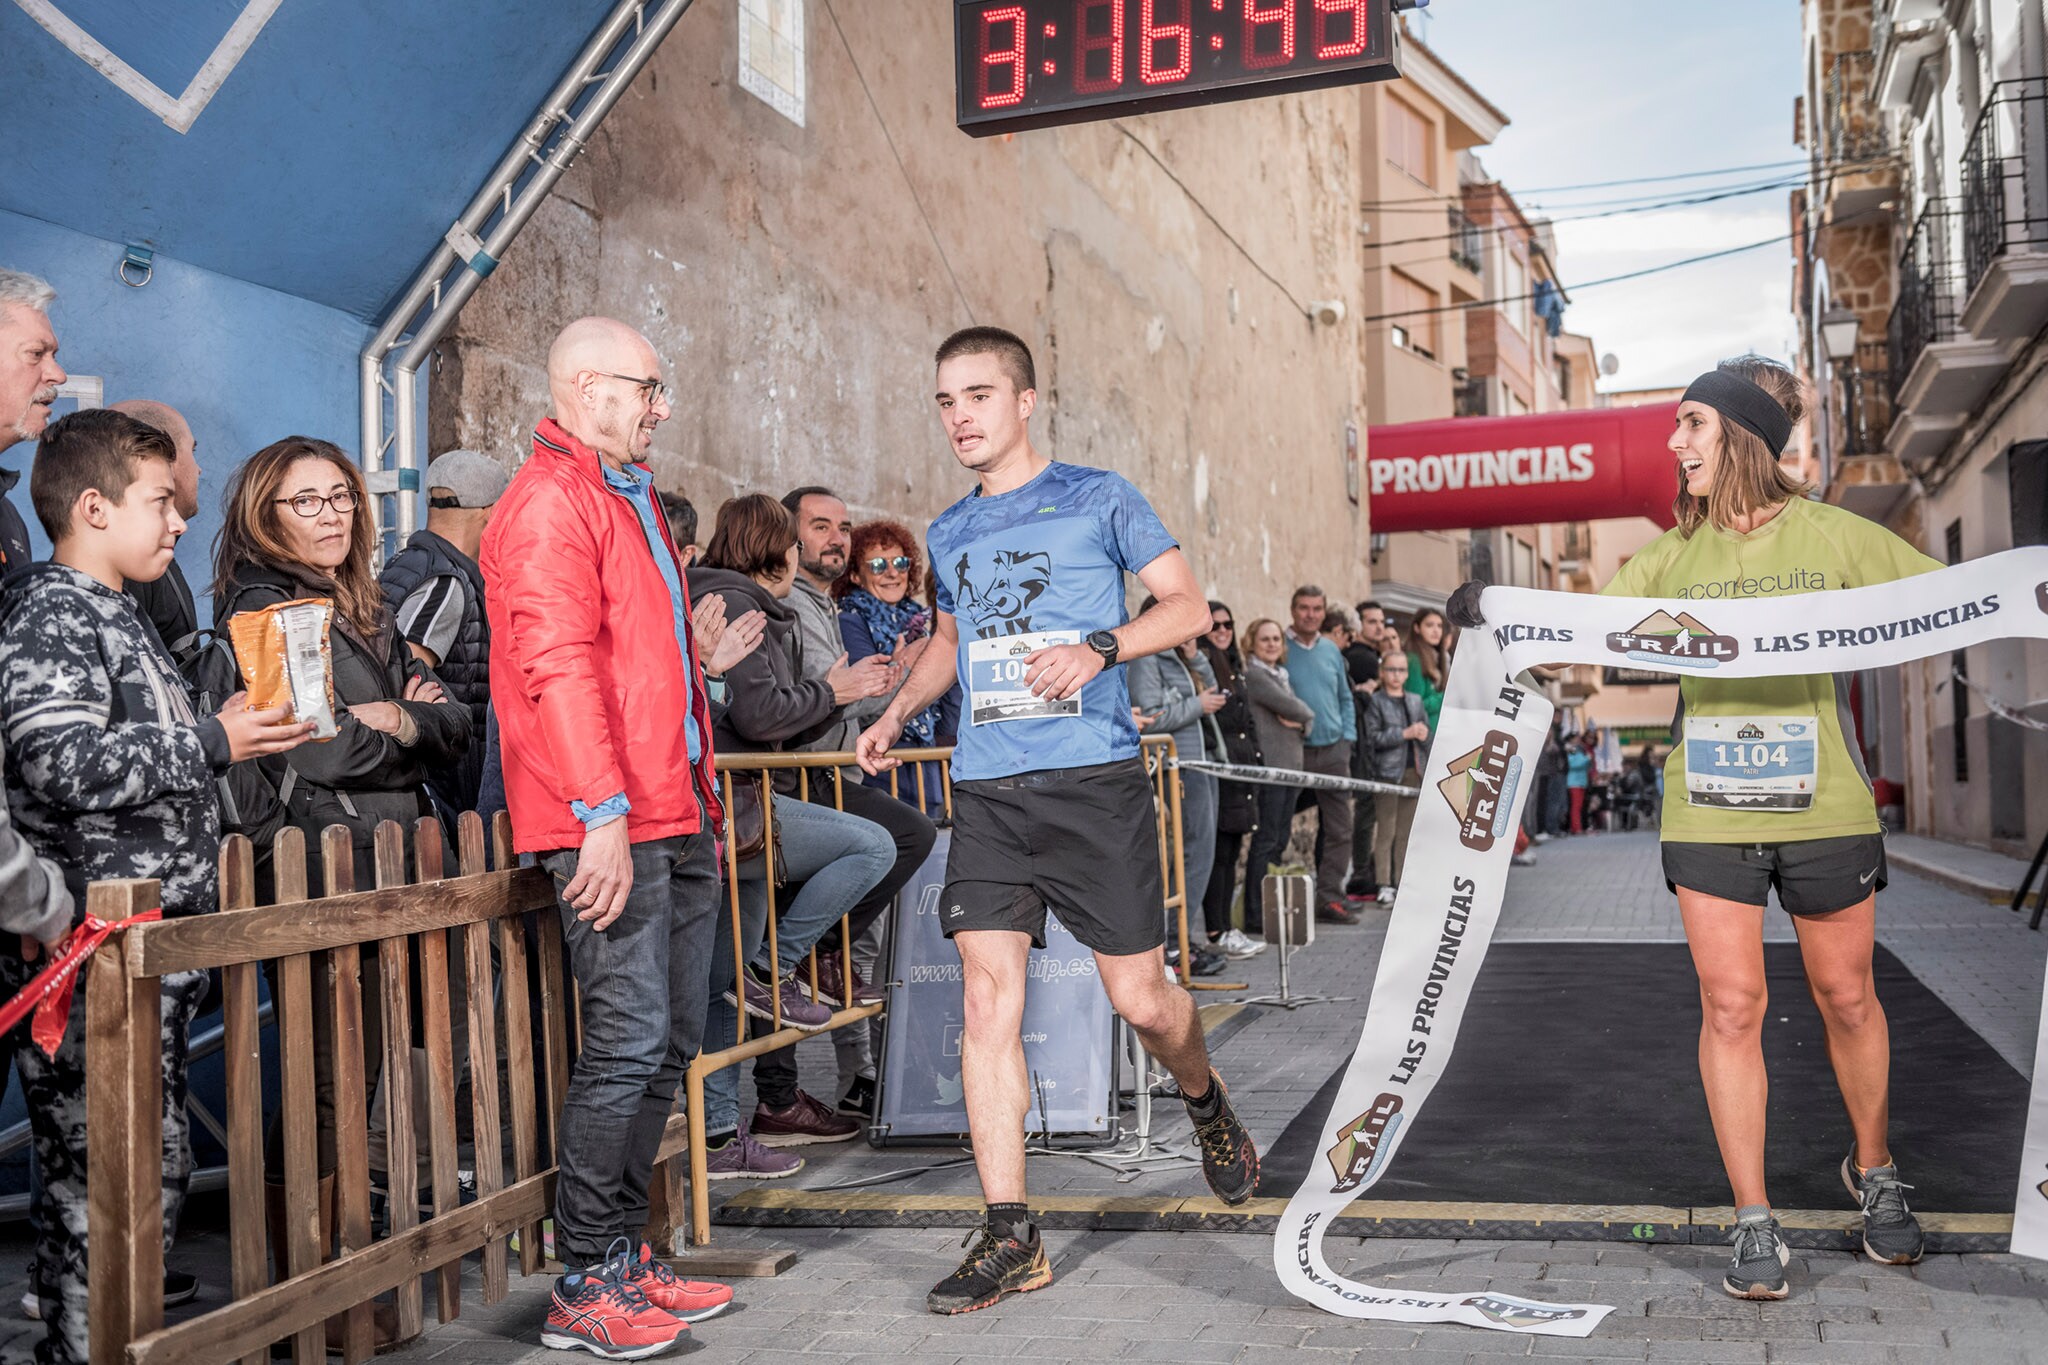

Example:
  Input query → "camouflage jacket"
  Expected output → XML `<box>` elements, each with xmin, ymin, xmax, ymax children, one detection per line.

<box><xmin>0</xmin><ymin>564</ymin><xmax>229</xmax><ymax>922</ymax></box>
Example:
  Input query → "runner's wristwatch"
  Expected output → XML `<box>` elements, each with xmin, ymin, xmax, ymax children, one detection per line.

<box><xmin>1087</xmin><ymin>630</ymin><xmax>1121</xmax><ymax>668</ymax></box>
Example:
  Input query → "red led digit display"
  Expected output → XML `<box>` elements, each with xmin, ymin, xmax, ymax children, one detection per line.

<box><xmin>956</xmin><ymin>0</ymin><xmax>1400</xmax><ymax>136</ymax></box>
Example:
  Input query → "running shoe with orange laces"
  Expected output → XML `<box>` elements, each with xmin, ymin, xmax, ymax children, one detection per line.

<box><xmin>925</xmin><ymin>1219</ymin><xmax>1053</xmax><ymax>1315</ymax></box>
<box><xmin>1186</xmin><ymin>1069</ymin><xmax>1259</xmax><ymax>1205</ymax></box>
<box><xmin>623</xmin><ymin>1241</ymin><xmax>734</xmax><ymax>1323</ymax></box>
<box><xmin>540</xmin><ymin>1242</ymin><xmax>688</xmax><ymax>1359</ymax></box>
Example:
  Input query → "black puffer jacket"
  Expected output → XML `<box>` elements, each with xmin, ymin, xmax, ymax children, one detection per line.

<box><xmin>1199</xmin><ymin>641</ymin><xmax>1263</xmax><ymax>835</ymax></box>
<box><xmin>215</xmin><ymin>560</ymin><xmax>469</xmax><ymax>882</ymax></box>
<box><xmin>684</xmin><ymin>567</ymin><xmax>836</xmax><ymax>792</ymax></box>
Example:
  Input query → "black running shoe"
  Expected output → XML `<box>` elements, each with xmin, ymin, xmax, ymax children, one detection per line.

<box><xmin>925</xmin><ymin>1222</ymin><xmax>1052</xmax><ymax>1315</ymax></box>
<box><xmin>1187</xmin><ymin>1070</ymin><xmax>1259</xmax><ymax>1205</ymax></box>
<box><xmin>1722</xmin><ymin>1211</ymin><xmax>1790</xmax><ymax>1300</ymax></box>
<box><xmin>1842</xmin><ymin>1150</ymin><xmax>1925</xmax><ymax>1265</ymax></box>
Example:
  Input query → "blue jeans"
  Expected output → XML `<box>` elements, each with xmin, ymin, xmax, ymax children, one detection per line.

<box><xmin>1177</xmin><ymin>768</ymin><xmax>1217</xmax><ymax>942</ymax></box>
<box><xmin>701</xmin><ymin>796</ymin><xmax>894</xmax><ymax>1133</ymax></box>
<box><xmin>540</xmin><ymin>830</ymin><xmax>720</xmax><ymax>1268</ymax></box>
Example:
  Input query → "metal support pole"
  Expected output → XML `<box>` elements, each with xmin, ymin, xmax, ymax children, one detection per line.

<box><xmin>1239</xmin><ymin>874</ymin><xmax>1351</xmax><ymax>1011</ymax></box>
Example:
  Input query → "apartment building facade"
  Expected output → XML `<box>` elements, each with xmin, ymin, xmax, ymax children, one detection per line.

<box><xmin>1793</xmin><ymin>0</ymin><xmax>2048</xmax><ymax>854</ymax></box>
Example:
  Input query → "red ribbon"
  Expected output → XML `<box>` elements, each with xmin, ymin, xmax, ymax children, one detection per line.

<box><xmin>0</xmin><ymin>911</ymin><xmax>161</xmax><ymax>1057</ymax></box>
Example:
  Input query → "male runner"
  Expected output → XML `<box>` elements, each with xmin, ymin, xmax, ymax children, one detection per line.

<box><xmin>857</xmin><ymin>327</ymin><xmax>1259</xmax><ymax>1315</ymax></box>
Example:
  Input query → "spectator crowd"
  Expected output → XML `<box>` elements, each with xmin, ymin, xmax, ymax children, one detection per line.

<box><xmin>0</xmin><ymin>267</ymin><xmax>1657</xmax><ymax>1361</ymax></box>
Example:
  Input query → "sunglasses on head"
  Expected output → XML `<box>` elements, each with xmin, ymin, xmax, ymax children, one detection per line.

<box><xmin>865</xmin><ymin>555</ymin><xmax>913</xmax><ymax>574</ymax></box>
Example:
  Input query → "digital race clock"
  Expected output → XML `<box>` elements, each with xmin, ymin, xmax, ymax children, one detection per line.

<box><xmin>955</xmin><ymin>0</ymin><xmax>1403</xmax><ymax>137</ymax></box>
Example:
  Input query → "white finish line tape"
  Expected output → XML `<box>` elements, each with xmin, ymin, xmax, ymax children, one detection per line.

<box><xmin>1273</xmin><ymin>548</ymin><xmax>2048</xmax><ymax>1336</ymax></box>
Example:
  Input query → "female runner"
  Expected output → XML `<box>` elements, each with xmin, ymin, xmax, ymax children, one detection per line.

<box><xmin>1454</xmin><ymin>356</ymin><xmax>1938</xmax><ymax>1299</ymax></box>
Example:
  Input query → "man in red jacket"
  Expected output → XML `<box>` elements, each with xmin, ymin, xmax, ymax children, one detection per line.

<box><xmin>483</xmin><ymin>316</ymin><xmax>743</xmax><ymax>1358</ymax></box>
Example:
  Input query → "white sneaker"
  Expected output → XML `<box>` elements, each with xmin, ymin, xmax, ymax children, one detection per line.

<box><xmin>20</xmin><ymin>1291</ymin><xmax>36</xmax><ymax>1321</ymax></box>
<box><xmin>1375</xmin><ymin>886</ymin><xmax>1397</xmax><ymax>905</ymax></box>
<box><xmin>1216</xmin><ymin>927</ymin><xmax>1267</xmax><ymax>959</ymax></box>
<box><xmin>1532</xmin><ymin>832</ymin><xmax>1554</xmax><ymax>844</ymax></box>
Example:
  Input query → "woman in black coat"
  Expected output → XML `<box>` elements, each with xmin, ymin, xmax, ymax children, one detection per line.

<box><xmin>1196</xmin><ymin>601</ymin><xmax>1268</xmax><ymax>959</ymax></box>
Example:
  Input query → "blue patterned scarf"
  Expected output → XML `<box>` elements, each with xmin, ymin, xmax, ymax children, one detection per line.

<box><xmin>841</xmin><ymin>588</ymin><xmax>939</xmax><ymax>745</ymax></box>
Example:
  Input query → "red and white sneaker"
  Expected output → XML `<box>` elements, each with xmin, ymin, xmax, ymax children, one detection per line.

<box><xmin>626</xmin><ymin>1241</ymin><xmax>734</xmax><ymax>1323</ymax></box>
<box><xmin>540</xmin><ymin>1254</ymin><xmax>687</xmax><ymax>1359</ymax></box>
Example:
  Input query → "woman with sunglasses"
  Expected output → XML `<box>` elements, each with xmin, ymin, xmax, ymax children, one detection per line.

<box><xmin>836</xmin><ymin>520</ymin><xmax>959</xmax><ymax>814</ymax></box>
<box><xmin>1195</xmin><ymin>603</ymin><xmax>1267</xmax><ymax>959</ymax></box>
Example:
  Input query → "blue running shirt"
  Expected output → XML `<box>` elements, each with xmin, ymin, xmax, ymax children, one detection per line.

<box><xmin>928</xmin><ymin>462</ymin><xmax>1179</xmax><ymax>781</ymax></box>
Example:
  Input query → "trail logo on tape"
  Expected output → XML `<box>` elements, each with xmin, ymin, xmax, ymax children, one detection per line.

<box><xmin>1326</xmin><ymin>1093</ymin><xmax>1405</xmax><ymax>1192</ymax></box>
<box><xmin>1606</xmin><ymin>610</ymin><xmax>1739</xmax><ymax>670</ymax></box>
<box><xmin>1438</xmin><ymin>732</ymin><xmax>1522</xmax><ymax>851</ymax></box>
<box><xmin>1459</xmin><ymin>1295</ymin><xmax>1589</xmax><ymax>1329</ymax></box>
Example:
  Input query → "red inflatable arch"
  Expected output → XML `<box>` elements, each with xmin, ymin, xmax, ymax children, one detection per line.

<box><xmin>1366</xmin><ymin>404</ymin><xmax>1681</xmax><ymax>534</ymax></box>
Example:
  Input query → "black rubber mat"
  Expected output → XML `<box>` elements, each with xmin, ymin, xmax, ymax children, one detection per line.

<box><xmin>1256</xmin><ymin>942</ymin><xmax>2028</xmax><ymax>1212</ymax></box>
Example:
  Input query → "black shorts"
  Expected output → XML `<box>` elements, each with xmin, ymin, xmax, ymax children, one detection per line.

<box><xmin>1661</xmin><ymin>834</ymin><xmax>1888</xmax><ymax>916</ymax></box>
<box><xmin>942</xmin><ymin>757</ymin><xmax>1166</xmax><ymax>957</ymax></box>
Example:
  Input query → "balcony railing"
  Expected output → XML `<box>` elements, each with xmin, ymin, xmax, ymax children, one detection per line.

<box><xmin>1827</xmin><ymin>51</ymin><xmax>1890</xmax><ymax>165</ymax></box>
<box><xmin>1962</xmin><ymin>77</ymin><xmax>2048</xmax><ymax>295</ymax></box>
<box><xmin>1888</xmin><ymin>198</ymin><xmax>1962</xmax><ymax>395</ymax></box>
<box><xmin>1448</xmin><ymin>206</ymin><xmax>1484</xmax><ymax>274</ymax></box>
<box><xmin>1453</xmin><ymin>375</ymin><xmax>1487</xmax><ymax>417</ymax></box>
<box><xmin>1838</xmin><ymin>338</ymin><xmax>1893</xmax><ymax>456</ymax></box>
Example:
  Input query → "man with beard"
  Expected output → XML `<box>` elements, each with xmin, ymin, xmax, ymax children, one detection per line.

<box><xmin>0</xmin><ymin>270</ymin><xmax>66</xmax><ymax>573</ymax></box>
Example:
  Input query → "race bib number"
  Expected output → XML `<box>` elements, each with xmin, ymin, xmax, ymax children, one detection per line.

<box><xmin>1683</xmin><ymin>716</ymin><xmax>1817</xmax><ymax>811</ymax></box>
<box><xmin>967</xmin><ymin>631</ymin><xmax>1082</xmax><ymax>726</ymax></box>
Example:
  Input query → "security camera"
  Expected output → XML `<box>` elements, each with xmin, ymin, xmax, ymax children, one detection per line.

<box><xmin>1309</xmin><ymin>300</ymin><xmax>1348</xmax><ymax>327</ymax></box>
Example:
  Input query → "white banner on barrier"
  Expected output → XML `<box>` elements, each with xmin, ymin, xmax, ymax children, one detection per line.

<box><xmin>1272</xmin><ymin>547</ymin><xmax>2048</xmax><ymax>1334</ymax></box>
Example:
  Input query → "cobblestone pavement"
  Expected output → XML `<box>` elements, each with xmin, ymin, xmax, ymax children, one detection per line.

<box><xmin>7</xmin><ymin>828</ymin><xmax>2042</xmax><ymax>1362</ymax></box>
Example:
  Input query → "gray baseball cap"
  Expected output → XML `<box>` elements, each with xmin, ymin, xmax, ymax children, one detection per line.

<box><xmin>425</xmin><ymin>449</ymin><xmax>510</xmax><ymax>508</ymax></box>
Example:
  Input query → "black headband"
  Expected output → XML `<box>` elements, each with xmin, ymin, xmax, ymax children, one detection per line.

<box><xmin>1681</xmin><ymin>370</ymin><xmax>1792</xmax><ymax>457</ymax></box>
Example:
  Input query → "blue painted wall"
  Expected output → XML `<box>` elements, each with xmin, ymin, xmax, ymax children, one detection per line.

<box><xmin>0</xmin><ymin>209</ymin><xmax>367</xmax><ymax>624</ymax></box>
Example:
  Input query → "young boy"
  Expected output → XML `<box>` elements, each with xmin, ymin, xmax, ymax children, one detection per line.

<box><xmin>1358</xmin><ymin>652</ymin><xmax>1430</xmax><ymax>904</ymax></box>
<box><xmin>0</xmin><ymin>409</ymin><xmax>311</xmax><ymax>1365</ymax></box>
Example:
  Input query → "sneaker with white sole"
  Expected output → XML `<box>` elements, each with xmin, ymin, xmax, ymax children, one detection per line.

<box><xmin>702</xmin><ymin>1122</ymin><xmax>805</xmax><ymax>1180</ymax></box>
<box><xmin>1842</xmin><ymin>1150</ymin><xmax>1925</xmax><ymax>1265</ymax></box>
<box><xmin>1722</xmin><ymin>1208</ymin><xmax>1790</xmax><ymax>1300</ymax></box>
<box><xmin>1215</xmin><ymin>928</ymin><xmax>1267</xmax><ymax>959</ymax></box>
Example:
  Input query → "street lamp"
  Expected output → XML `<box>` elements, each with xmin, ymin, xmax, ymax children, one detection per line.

<box><xmin>1820</xmin><ymin>305</ymin><xmax>1861</xmax><ymax>364</ymax></box>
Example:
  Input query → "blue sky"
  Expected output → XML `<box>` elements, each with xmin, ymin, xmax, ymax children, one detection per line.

<box><xmin>1416</xmin><ymin>0</ymin><xmax>1806</xmax><ymax>392</ymax></box>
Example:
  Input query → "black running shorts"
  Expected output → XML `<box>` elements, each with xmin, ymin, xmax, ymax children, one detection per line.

<box><xmin>941</xmin><ymin>757</ymin><xmax>1167</xmax><ymax>957</ymax></box>
<box><xmin>1661</xmin><ymin>833</ymin><xmax>1888</xmax><ymax>916</ymax></box>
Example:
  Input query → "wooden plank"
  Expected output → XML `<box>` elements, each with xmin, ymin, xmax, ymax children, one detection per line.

<box><xmin>217</xmin><ymin>838</ymin><xmax>268</xmax><ymax>1365</ymax></box>
<box><xmin>125</xmin><ymin>1172</ymin><xmax>553</xmax><ymax>1365</ymax></box>
<box><xmin>269</xmin><ymin>831</ymin><xmax>324</xmax><ymax>1365</ymax></box>
<box><xmin>372</xmin><ymin>823</ymin><xmax>423</xmax><ymax>1342</ymax></box>
<box><xmin>320</xmin><ymin>828</ymin><xmax>374</xmax><ymax>1365</ymax></box>
<box><xmin>413</xmin><ymin>829</ymin><xmax>463</xmax><ymax>1323</ymax></box>
<box><xmin>533</xmin><ymin>909</ymin><xmax>572</xmax><ymax>1175</ymax></box>
<box><xmin>456</xmin><ymin>817</ymin><xmax>509</xmax><ymax>1303</ymax></box>
<box><xmin>127</xmin><ymin>867</ymin><xmax>556</xmax><ymax>976</ymax></box>
<box><xmin>85</xmin><ymin>879</ymin><xmax>164</xmax><ymax>1365</ymax></box>
<box><xmin>484</xmin><ymin>814</ymin><xmax>542</xmax><ymax>1276</ymax></box>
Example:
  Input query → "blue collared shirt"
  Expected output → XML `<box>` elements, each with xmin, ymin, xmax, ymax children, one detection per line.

<box><xmin>569</xmin><ymin>461</ymin><xmax>704</xmax><ymax>830</ymax></box>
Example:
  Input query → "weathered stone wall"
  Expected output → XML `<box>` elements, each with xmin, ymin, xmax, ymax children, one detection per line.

<box><xmin>431</xmin><ymin>2</ymin><xmax>1370</xmax><ymax>611</ymax></box>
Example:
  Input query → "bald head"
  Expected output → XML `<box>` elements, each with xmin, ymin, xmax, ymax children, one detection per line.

<box><xmin>545</xmin><ymin>317</ymin><xmax>670</xmax><ymax>469</ymax></box>
<box><xmin>110</xmin><ymin>399</ymin><xmax>200</xmax><ymax>520</ymax></box>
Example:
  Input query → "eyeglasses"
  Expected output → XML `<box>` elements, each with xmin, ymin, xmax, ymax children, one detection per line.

<box><xmin>865</xmin><ymin>555</ymin><xmax>913</xmax><ymax>574</ymax></box>
<box><xmin>274</xmin><ymin>491</ymin><xmax>360</xmax><ymax>519</ymax></box>
<box><xmin>593</xmin><ymin>371</ymin><xmax>672</xmax><ymax>407</ymax></box>
<box><xmin>1209</xmin><ymin>618</ymin><xmax>1234</xmax><ymax>632</ymax></box>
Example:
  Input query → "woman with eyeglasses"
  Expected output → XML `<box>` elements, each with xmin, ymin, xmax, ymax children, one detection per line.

<box><xmin>212</xmin><ymin>437</ymin><xmax>470</xmax><ymax>1319</ymax></box>
<box><xmin>1195</xmin><ymin>603</ymin><xmax>1267</xmax><ymax>959</ymax></box>
<box><xmin>212</xmin><ymin>437</ymin><xmax>470</xmax><ymax>881</ymax></box>
<box><xmin>835</xmin><ymin>520</ymin><xmax>960</xmax><ymax>815</ymax></box>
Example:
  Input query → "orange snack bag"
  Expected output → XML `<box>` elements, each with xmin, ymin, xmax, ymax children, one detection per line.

<box><xmin>226</xmin><ymin>598</ymin><xmax>340</xmax><ymax>740</ymax></box>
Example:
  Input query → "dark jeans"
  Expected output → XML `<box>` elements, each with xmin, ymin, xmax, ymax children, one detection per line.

<box><xmin>753</xmin><ymin>780</ymin><xmax>936</xmax><ymax>1111</ymax></box>
<box><xmin>1204</xmin><ymin>829</ymin><xmax>1245</xmax><ymax>939</ymax></box>
<box><xmin>540</xmin><ymin>830</ymin><xmax>720</xmax><ymax>1268</ymax></box>
<box><xmin>1243</xmin><ymin>781</ymin><xmax>1300</xmax><ymax>926</ymax></box>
